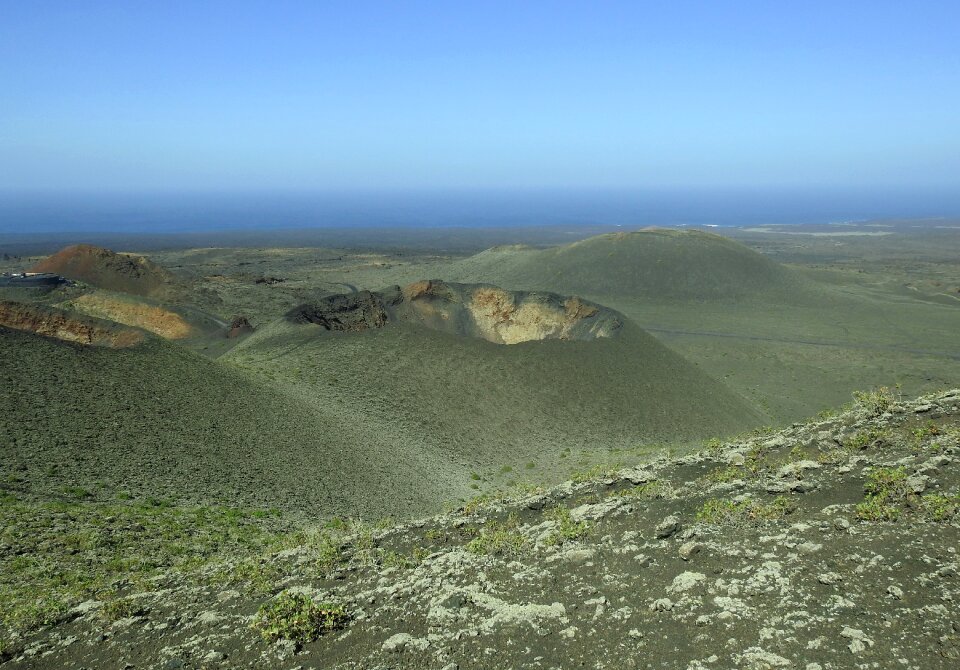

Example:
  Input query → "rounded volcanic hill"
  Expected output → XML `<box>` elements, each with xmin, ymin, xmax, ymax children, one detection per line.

<box><xmin>30</xmin><ymin>244</ymin><xmax>178</xmax><ymax>297</ymax></box>
<box><xmin>446</xmin><ymin>228</ymin><xmax>803</xmax><ymax>302</ymax></box>
<box><xmin>225</xmin><ymin>281</ymin><xmax>766</xmax><ymax>497</ymax></box>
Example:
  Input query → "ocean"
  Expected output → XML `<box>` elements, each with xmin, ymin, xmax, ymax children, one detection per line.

<box><xmin>1</xmin><ymin>188</ymin><xmax>958</xmax><ymax>235</ymax></box>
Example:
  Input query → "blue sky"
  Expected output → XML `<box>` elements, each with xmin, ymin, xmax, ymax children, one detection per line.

<box><xmin>1</xmin><ymin>0</ymin><xmax>958</xmax><ymax>192</ymax></box>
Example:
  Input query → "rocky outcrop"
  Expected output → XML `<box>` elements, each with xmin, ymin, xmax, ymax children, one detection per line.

<box><xmin>286</xmin><ymin>280</ymin><xmax>623</xmax><ymax>344</ymax></box>
<box><xmin>287</xmin><ymin>290</ymin><xmax>389</xmax><ymax>332</ymax></box>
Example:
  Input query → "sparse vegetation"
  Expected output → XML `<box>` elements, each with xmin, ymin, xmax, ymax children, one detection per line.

<box><xmin>214</xmin><ymin>557</ymin><xmax>282</xmax><ymax>594</ymax></box>
<box><xmin>0</xmin><ymin>497</ymin><xmax>287</xmax><ymax>634</ymax></box>
<box><xmin>311</xmin><ymin>533</ymin><xmax>346</xmax><ymax>576</ymax></box>
<box><xmin>4</xmin><ymin>231</ymin><xmax>960</xmax><ymax>667</ymax></box>
<box><xmin>702</xmin><ymin>465</ymin><xmax>745</xmax><ymax>484</ymax></box>
<box><xmin>612</xmin><ymin>480</ymin><xmax>672</xmax><ymax>500</ymax></box>
<box><xmin>570</xmin><ymin>464</ymin><xmax>621</xmax><ymax>484</ymax></box>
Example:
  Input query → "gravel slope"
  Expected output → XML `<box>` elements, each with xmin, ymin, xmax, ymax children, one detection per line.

<box><xmin>3</xmin><ymin>388</ymin><xmax>958</xmax><ymax>668</ymax></box>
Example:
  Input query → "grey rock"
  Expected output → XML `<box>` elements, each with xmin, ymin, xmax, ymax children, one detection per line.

<box><xmin>726</xmin><ymin>452</ymin><xmax>746</xmax><ymax>466</ymax></box>
<box><xmin>906</xmin><ymin>475</ymin><xmax>929</xmax><ymax>494</ymax></box>
<box><xmin>655</xmin><ymin>515</ymin><xmax>681</xmax><ymax>539</ymax></box>
<box><xmin>840</xmin><ymin>626</ymin><xmax>874</xmax><ymax>654</ymax></box>
<box><xmin>561</xmin><ymin>548</ymin><xmax>597</xmax><ymax>564</ymax></box>
<box><xmin>667</xmin><ymin>571</ymin><xmax>706</xmax><ymax>593</ymax></box>
<box><xmin>650</xmin><ymin>598</ymin><xmax>674</xmax><ymax>612</ymax></box>
<box><xmin>382</xmin><ymin>633</ymin><xmax>415</xmax><ymax>653</ymax></box>
<box><xmin>619</xmin><ymin>467</ymin><xmax>655</xmax><ymax>484</ymax></box>
<box><xmin>679</xmin><ymin>541</ymin><xmax>701</xmax><ymax>561</ymax></box>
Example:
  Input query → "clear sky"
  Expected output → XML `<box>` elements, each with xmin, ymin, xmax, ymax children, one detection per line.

<box><xmin>2</xmin><ymin>0</ymin><xmax>959</xmax><ymax>193</ymax></box>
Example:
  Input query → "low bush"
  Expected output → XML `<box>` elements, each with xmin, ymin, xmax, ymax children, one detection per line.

<box><xmin>252</xmin><ymin>592</ymin><xmax>349</xmax><ymax>645</ymax></box>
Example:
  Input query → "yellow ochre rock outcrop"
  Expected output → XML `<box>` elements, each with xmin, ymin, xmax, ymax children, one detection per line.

<box><xmin>0</xmin><ymin>301</ymin><xmax>145</xmax><ymax>348</ymax></box>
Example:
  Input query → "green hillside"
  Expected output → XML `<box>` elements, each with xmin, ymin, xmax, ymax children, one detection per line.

<box><xmin>0</xmin><ymin>327</ymin><xmax>461</xmax><ymax>519</ymax></box>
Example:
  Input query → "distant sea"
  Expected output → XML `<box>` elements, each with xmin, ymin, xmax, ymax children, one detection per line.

<box><xmin>1</xmin><ymin>188</ymin><xmax>959</xmax><ymax>235</ymax></box>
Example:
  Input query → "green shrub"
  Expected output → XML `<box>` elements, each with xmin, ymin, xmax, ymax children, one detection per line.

<box><xmin>570</xmin><ymin>464</ymin><xmax>619</xmax><ymax>484</ymax></box>
<box><xmin>852</xmin><ymin>386</ymin><xmax>897</xmax><ymax>416</ymax></box>
<box><xmin>920</xmin><ymin>493</ymin><xmax>960</xmax><ymax>522</ymax></box>
<box><xmin>863</xmin><ymin>467</ymin><xmax>908</xmax><ymax>498</ymax></box>
<box><xmin>912</xmin><ymin>422</ymin><xmax>942</xmax><ymax>439</ymax></box>
<box><xmin>466</xmin><ymin>513</ymin><xmax>526</xmax><ymax>557</ymax></box>
<box><xmin>911</xmin><ymin>422</ymin><xmax>949</xmax><ymax>454</ymax></box>
<box><xmin>0</xmin><ymin>635</ymin><xmax>13</xmax><ymax>661</ymax></box>
<box><xmin>101</xmin><ymin>596</ymin><xmax>145</xmax><ymax>621</ymax></box>
<box><xmin>845</xmin><ymin>427</ymin><xmax>889</xmax><ymax>451</ymax></box>
<box><xmin>313</xmin><ymin>534</ymin><xmax>345</xmax><ymax>576</ymax></box>
<box><xmin>696</xmin><ymin>498</ymin><xmax>739</xmax><ymax>523</ymax></box>
<box><xmin>702</xmin><ymin>466</ymin><xmax>744</xmax><ymax>484</ymax></box>
<box><xmin>347</xmin><ymin>522</ymin><xmax>377</xmax><ymax>567</ymax></box>
<box><xmin>816</xmin><ymin>447</ymin><xmax>850</xmax><ymax>466</ymax></box>
<box><xmin>705</xmin><ymin>438</ymin><xmax>725</xmax><ymax>456</ymax></box>
<box><xmin>855</xmin><ymin>467</ymin><xmax>911</xmax><ymax>521</ymax></box>
<box><xmin>543</xmin><ymin>506</ymin><xmax>589</xmax><ymax>545</ymax></box>
<box><xmin>252</xmin><ymin>592</ymin><xmax>349</xmax><ymax>645</ymax></box>
<box><xmin>613</xmin><ymin>480</ymin><xmax>671</xmax><ymax>500</ymax></box>
<box><xmin>696</xmin><ymin>496</ymin><xmax>791</xmax><ymax>525</ymax></box>
<box><xmin>379</xmin><ymin>550</ymin><xmax>418</xmax><ymax>570</ymax></box>
<box><xmin>855</xmin><ymin>495</ymin><xmax>901</xmax><ymax>521</ymax></box>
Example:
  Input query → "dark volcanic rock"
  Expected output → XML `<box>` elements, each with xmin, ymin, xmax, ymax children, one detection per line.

<box><xmin>287</xmin><ymin>290</ymin><xmax>388</xmax><ymax>332</ymax></box>
<box><xmin>226</xmin><ymin>315</ymin><xmax>255</xmax><ymax>338</ymax></box>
